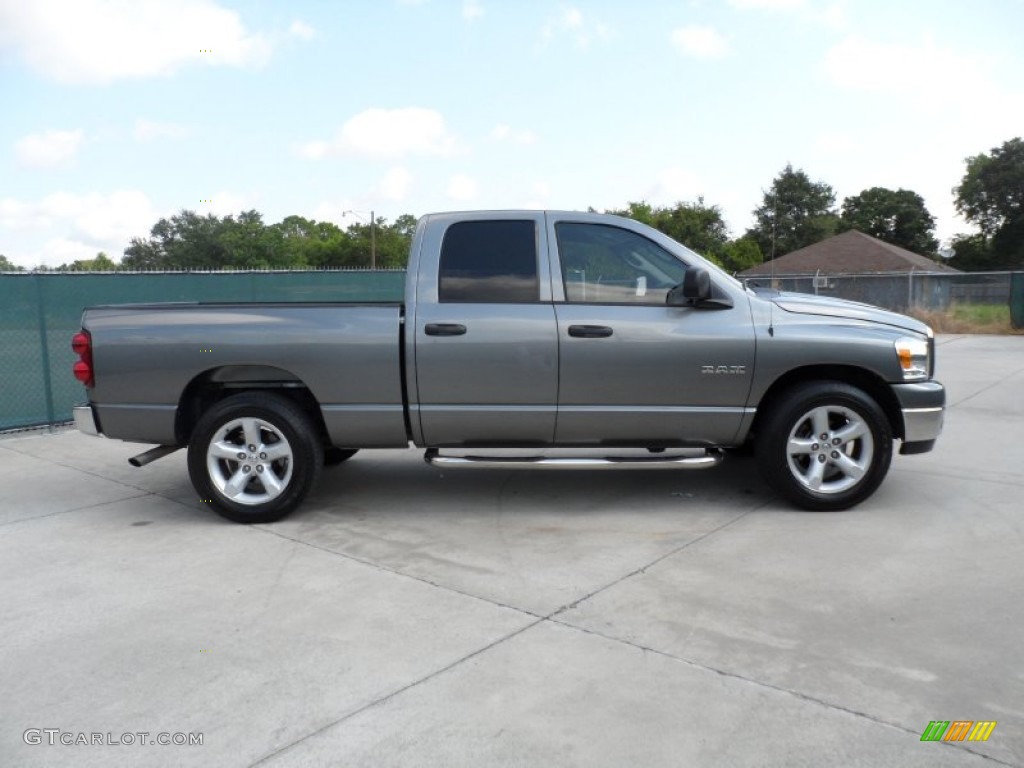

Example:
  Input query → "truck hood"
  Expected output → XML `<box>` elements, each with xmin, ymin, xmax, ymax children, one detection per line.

<box><xmin>772</xmin><ymin>292</ymin><xmax>932</xmax><ymax>336</ymax></box>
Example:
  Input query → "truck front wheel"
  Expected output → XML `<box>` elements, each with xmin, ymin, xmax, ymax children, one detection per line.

<box><xmin>756</xmin><ymin>382</ymin><xmax>892</xmax><ymax>511</ymax></box>
<box><xmin>187</xmin><ymin>392</ymin><xmax>323</xmax><ymax>523</ymax></box>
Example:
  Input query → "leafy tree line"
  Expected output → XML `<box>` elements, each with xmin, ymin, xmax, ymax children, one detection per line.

<box><xmin>0</xmin><ymin>254</ymin><xmax>26</xmax><ymax>271</ymax></box>
<box><xmin>120</xmin><ymin>210</ymin><xmax>417</xmax><ymax>270</ymax></box>
<box><xmin>604</xmin><ymin>199</ymin><xmax>763</xmax><ymax>273</ymax></box>
<box><xmin>12</xmin><ymin>135</ymin><xmax>1019</xmax><ymax>273</ymax></box>
<box><xmin>949</xmin><ymin>137</ymin><xmax>1024</xmax><ymax>270</ymax></box>
<box><xmin>743</xmin><ymin>136</ymin><xmax>1024</xmax><ymax>271</ymax></box>
<box><xmin>744</xmin><ymin>166</ymin><xmax>939</xmax><ymax>260</ymax></box>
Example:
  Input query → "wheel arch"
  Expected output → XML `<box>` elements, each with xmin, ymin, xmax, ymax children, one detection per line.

<box><xmin>175</xmin><ymin>365</ymin><xmax>330</xmax><ymax>447</ymax></box>
<box><xmin>750</xmin><ymin>365</ymin><xmax>904</xmax><ymax>442</ymax></box>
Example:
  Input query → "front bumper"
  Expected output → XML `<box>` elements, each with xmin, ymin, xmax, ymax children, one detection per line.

<box><xmin>73</xmin><ymin>404</ymin><xmax>102</xmax><ymax>437</ymax></box>
<box><xmin>891</xmin><ymin>381</ymin><xmax>945</xmax><ymax>454</ymax></box>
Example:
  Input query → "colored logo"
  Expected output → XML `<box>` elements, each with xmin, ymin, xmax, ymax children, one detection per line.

<box><xmin>920</xmin><ymin>721</ymin><xmax>996</xmax><ymax>742</ymax></box>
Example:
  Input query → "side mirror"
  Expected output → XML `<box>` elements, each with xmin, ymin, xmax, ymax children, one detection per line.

<box><xmin>667</xmin><ymin>267</ymin><xmax>711</xmax><ymax>306</ymax></box>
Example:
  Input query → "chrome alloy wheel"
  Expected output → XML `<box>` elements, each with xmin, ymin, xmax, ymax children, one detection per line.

<box><xmin>206</xmin><ymin>417</ymin><xmax>294</xmax><ymax>505</ymax></box>
<box><xmin>785</xmin><ymin>405</ymin><xmax>875</xmax><ymax>495</ymax></box>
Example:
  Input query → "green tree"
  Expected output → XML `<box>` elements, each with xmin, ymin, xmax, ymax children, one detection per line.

<box><xmin>953</xmin><ymin>137</ymin><xmax>1024</xmax><ymax>269</ymax></box>
<box><xmin>217</xmin><ymin>210</ymin><xmax>299</xmax><ymax>268</ymax></box>
<box><xmin>839</xmin><ymin>187</ymin><xmax>939</xmax><ymax>256</ymax></box>
<box><xmin>123</xmin><ymin>210</ymin><xmax>230</xmax><ymax>269</ymax></box>
<box><xmin>947</xmin><ymin>233</ymin><xmax>995</xmax><ymax>271</ymax></box>
<box><xmin>747</xmin><ymin>164</ymin><xmax>839</xmax><ymax>258</ymax></box>
<box><xmin>0</xmin><ymin>254</ymin><xmax>25</xmax><ymax>271</ymax></box>
<box><xmin>609</xmin><ymin>199</ymin><xmax>731</xmax><ymax>265</ymax></box>
<box><xmin>121</xmin><ymin>209</ymin><xmax>419</xmax><ymax>270</ymax></box>
<box><xmin>61</xmin><ymin>251</ymin><xmax>119</xmax><ymax>271</ymax></box>
<box><xmin>370</xmin><ymin>215</ymin><xmax>417</xmax><ymax>268</ymax></box>
<box><xmin>338</xmin><ymin>215</ymin><xmax>417</xmax><ymax>268</ymax></box>
<box><xmin>271</xmin><ymin>216</ymin><xmax>352</xmax><ymax>268</ymax></box>
<box><xmin>392</xmin><ymin>213</ymin><xmax>418</xmax><ymax>240</ymax></box>
<box><xmin>344</xmin><ymin>218</ymin><xmax>377</xmax><ymax>267</ymax></box>
<box><xmin>310</xmin><ymin>221</ymin><xmax>357</xmax><ymax>268</ymax></box>
<box><xmin>720</xmin><ymin>237</ymin><xmax>763</xmax><ymax>273</ymax></box>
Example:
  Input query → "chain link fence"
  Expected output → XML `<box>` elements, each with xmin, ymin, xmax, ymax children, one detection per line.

<box><xmin>742</xmin><ymin>270</ymin><xmax>1020</xmax><ymax>313</ymax></box>
<box><xmin>0</xmin><ymin>270</ymin><xmax>404</xmax><ymax>432</ymax></box>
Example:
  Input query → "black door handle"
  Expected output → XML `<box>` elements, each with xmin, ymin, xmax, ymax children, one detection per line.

<box><xmin>425</xmin><ymin>323</ymin><xmax>467</xmax><ymax>337</ymax></box>
<box><xmin>568</xmin><ymin>325</ymin><xmax>613</xmax><ymax>338</ymax></box>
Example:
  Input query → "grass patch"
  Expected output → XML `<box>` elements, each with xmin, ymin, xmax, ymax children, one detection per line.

<box><xmin>909</xmin><ymin>303</ymin><xmax>1022</xmax><ymax>334</ymax></box>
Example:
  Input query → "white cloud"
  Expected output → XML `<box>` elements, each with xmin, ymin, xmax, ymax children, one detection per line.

<box><xmin>0</xmin><ymin>190</ymin><xmax>162</xmax><ymax>267</ymax></box>
<box><xmin>823</xmin><ymin>34</ymin><xmax>1024</xmax><ymax>145</ymax></box>
<box><xmin>298</xmin><ymin>108</ymin><xmax>460</xmax><ymax>159</ymax></box>
<box><xmin>462</xmin><ymin>0</ymin><xmax>483</xmax><ymax>21</ymax></box>
<box><xmin>206</xmin><ymin>191</ymin><xmax>250</xmax><ymax>218</ymax></box>
<box><xmin>671</xmin><ymin>26</ymin><xmax>729</xmax><ymax>59</ymax></box>
<box><xmin>814</xmin><ymin>133</ymin><xmax>856</xmax><ymax>154</ymax></box>
<box><xmin>562</xmin><ymin>7</ymin><xmax>584</xmax><ymax>28</ymax></box>
<box><xmin>309</xmin><ymin>200</ymin><xmax>356</xmax><ymax>226</ymax></box>
<box><xmin>541</xmin><ymin>6</ymin><xmax>611</xmax><ymax>48</ymax></box>
<box><xmin>14</xmin><ymin>129</ymin><xmax>84</xmax><ymax>168</ymax></box>
<box><xmin>728</xmin><ymin>0</ymin><xmax>847</xmax><ymax>28</ymax></box>
<box><xmin>287</xmin><ymin>20</ymin><xmax>315</xmax><ymax>41</ymax></box>
<box><xmin>0</xmin><ymin>0</ymin><xmax>271</xmax><ymax>84</ymax></box>
<box><xmin>728</xmin><ymin>0</ymin><xmax>805</xmax><ymax>9</ymax></box>
<box><xmin>522</xmin><ymin>181</ymin><xmax>552</xmax><ymax>210</ymax></box>
<box><xmin>380</xmin><ymin>167</ymin><xmax>414</xmax><ymax>201</ymax></box>
<box><xmin>817</xmin><ymin>1</ymin><xmax>848</xmax><ymax>30</ymax></box>
<box><xmin>297</xmin><ymin>140</ymin><xmax>331</xmax><ymax>160</ymax></box>
<box><xmin>824</xmin><ymin>35</ymin><xmax>978</xmax><ymax>100</ymax></box>
<box><xmin>133</xmin><ymin>119</ymin><xmax>190</xmax><ymax>142</ymax></box>
<box><xmin>39</xmin><ymin>238</ymin><xmax>99</xmax><ymax>266</ymax></box>
<box><xmin>490</xmin><ymin>124</ymin><xmax>537</xmax><ymax>145</ymax></box>
<box><xmin>650</xmin><ymin>168</ymin><xmax>702</xmax><ymax>202</ymax></box>
<box><xmin>447</xmin><ymin>174</ymin><xmax>479</xmax><ymax>202</ymax></box>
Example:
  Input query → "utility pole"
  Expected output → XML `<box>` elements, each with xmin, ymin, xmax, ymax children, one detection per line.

<box><xmin>343</xmin><ymin>210</ymin><xmax>377</xmax><ymax>268</ymax></box>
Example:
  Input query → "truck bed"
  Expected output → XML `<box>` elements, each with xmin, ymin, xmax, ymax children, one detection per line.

<box><xmin>83</xmin><ymin>302</ymin><xmax>408</xmax><ymax>447</ymax></box>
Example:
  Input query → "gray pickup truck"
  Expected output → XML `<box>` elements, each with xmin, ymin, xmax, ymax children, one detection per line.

<box><xmin>72</xmin><ymin>211</ymin><xmax>945</xmax><ymax>523</ymax></box>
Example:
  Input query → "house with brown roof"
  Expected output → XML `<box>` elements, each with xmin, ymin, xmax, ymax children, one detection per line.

<box><xmin>740</xmin><ymin>229</ymin><xmax>958</xmax><ymax>277</ymax></box>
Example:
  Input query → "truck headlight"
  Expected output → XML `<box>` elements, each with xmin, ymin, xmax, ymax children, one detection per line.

<box><xmin>895</xmin><ymin>337</ymin><xmax>929</xmax><ymax>381</ymax></box>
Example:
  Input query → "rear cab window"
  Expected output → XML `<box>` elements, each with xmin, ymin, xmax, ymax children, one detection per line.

<box><xmin>439</xmin><ymin>220</ymin><xmax>539</xmax><ymax>303</ymax></box>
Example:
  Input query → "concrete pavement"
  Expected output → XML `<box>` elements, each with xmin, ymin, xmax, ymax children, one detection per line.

<box><xmin>1</xmin><ymin>334</ymin><xmax>1021</xmax><ymax>766</ymax></box>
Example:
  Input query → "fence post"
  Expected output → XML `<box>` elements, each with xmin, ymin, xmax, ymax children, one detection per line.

<box><xmin>34</xmin><ymin>273</ymin><xmax>56</xmax><ymax>428</ymax></box>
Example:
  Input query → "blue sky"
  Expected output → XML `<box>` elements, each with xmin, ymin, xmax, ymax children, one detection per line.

<box><xmin>1</xmin><ymin>0</ymin><xmax>1022</xmax><ymax>268</ymax></box>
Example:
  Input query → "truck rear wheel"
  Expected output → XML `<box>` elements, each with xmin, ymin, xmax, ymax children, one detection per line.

<box><xmin>188</xmin><ymin>392</ymin><xmax>323</xmax><ymax>524</ymax></box>
<box><xmin>756</xmin><ymin>381</ymin><xmax>892</xmax><ymax>511</ymax></box>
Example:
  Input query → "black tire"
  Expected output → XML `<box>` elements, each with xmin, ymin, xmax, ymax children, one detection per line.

<box><xmin>756</xmin><ymin>381</ymin><xmax>892</xmax><ymax>511</ymax></box>
<box><xmin>324</xmin><ymin>447</ymin><xmax>359</xmax><ymax>466</ymax></box>
<box><xmin>187</xmin><ymin>392</ymin><xmax>323</xmax><ymax>524</ymax></box>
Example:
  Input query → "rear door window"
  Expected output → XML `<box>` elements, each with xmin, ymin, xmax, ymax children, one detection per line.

<box><xmin>439</xmin><ymin>220</ymin><xmax>539</xmax><ymax>303</ymax></box>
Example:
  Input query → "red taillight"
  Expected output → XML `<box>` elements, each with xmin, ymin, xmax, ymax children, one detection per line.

<box><xmin>73</xmin><ymin>360</ymin><xmax>92</xmax><ymax>384</ymax></box>
<box><xmin>71</xmin><ymin>330</ymin><xmax>94</xmax><ymax>387</ymax></box>
<box><xmin>71</xmin><ymin>331</ymin><xmax>89</xmax><ymax>355</ymax></box>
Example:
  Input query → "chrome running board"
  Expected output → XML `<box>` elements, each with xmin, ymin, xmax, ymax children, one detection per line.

<box><xmin>424</xmin><ymin>448</ymin><xmax>723</xmax><ymax>471</ymax></box>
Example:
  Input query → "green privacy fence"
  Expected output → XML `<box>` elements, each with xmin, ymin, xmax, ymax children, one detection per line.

<box><xmin>4</xmin><ymin>268</ymin><xmax>1022</xmax><ymax>432</ymax></box>
<box><xmin>1012</xmin><ymin>272</ymin><xmax>1024</xmax><ymax>330</ymax></box>
<box><xmin>0</xmin><ymin>270</ymin><xmax>405</xmax><ymax>432</ymax></box>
